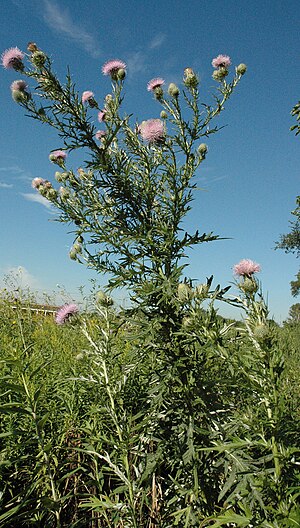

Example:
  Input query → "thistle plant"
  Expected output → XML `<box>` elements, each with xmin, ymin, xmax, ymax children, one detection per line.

<box><xmin>4</xmin><ymin>42</ymin><xmax>298</xmax><ymax>527</ymax></box>
<box><xmin>2</xmin><ymin>44</ymin><xmax>246</xmax><ymax>318</ymax></box>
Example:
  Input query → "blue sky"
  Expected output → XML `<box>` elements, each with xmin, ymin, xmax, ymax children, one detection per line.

<box><xmin>0</xmin><ymin>0</ymin><xmax>299</xmax><ymax>322</ymax></box>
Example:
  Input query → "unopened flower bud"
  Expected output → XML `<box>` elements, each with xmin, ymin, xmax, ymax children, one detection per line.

<box><xmin>105</xmin><ymin>94</ymin><xmax>113</xmax><ymax>105</ymax></box>
<box><xmin>27</xmin><ymin>42</ymin><xmax>38</xmax><ymax>52</ymax></box>
<box><xmin>117</xmin><ymin>68</ymin><xmax>126</xmax><ymax>80</ymax></box>
<box><xmin>198</xmin><ymin>143</ymin><xmax>208</xmax><ymax>156</ymax></box>
<box><xmin>96</xmin><ymin>290</ymin><xmax>114</xmax><ymax>306</ymax></box>
<box><xmin>55</xmin><ymin>171</ymin><xmax>63</xmax><ymax>182</ymax></box>
<box><xmin>72</xmin><ymin>242</ymin><xmax>82</xmax><ymax>253</ymax></box>
<box><xmin>236</xmin><ymin>63</ymin><xmax>247</xmax><ymax>75</ymax></box>
<box><xmin>212</xmin><ymin>68</ymin><xmax>228</xmax><ymax>81</ymax></box>
<box><xmin>178</xmin><ymin>283</ymin><xmax>193</xmax><ymax>302</ymax></box>
<box><xmin>253</xmin><ymin>324</ymin><xmax>269</xmax><ymax>341</ymax></box>
<box><xmin>183</xmin><ymin>67</ymin><xmax>199</xmax><ymax>88</ymax></box>
<box><xmin>31</xmin><ymin>51</ymin><xmax>47</xmax><ymax>68</ymax></box>
<box><xmin>47</xmin><ymin>188</ymin><xmax>57</xmax><ymax>200</ymax></box>
<box><xmin>168</xmin><ymin>83</ymin><xmax>180</xmax><ymax>97</ymax></box>
<box><xmin>160</xmin><ymin>110</ymin><xmax>168</xmax><ymax>119</ymax></box>
<box><xmin>195</xmin><ymin>283</ymin><xmax>209</xmax><ymax>298</ymax></box>
<box><xmin>11</xmin><ymin>90</ymin><xmax>29</xmax><ymax>103</ymax></box>
<box><xmin>154</xmin><ymin>86</ymin><xmax>164</xmax><ymax>100</ymax></box>
<box><xmin>69</xmin><ymin>249</ymin><xmax>77</xmax><ymax>260</ymax></box>
<box><xmin>239</xmin><ymin>277</ymin><xmax>258</xmax><ymax>294</ymax></box>
<box><xmin>59</xmin><ymin>187</ymin><xmax>70</xmax><ymax>200</ymax></box>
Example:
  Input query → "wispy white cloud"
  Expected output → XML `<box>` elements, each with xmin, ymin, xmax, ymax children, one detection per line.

<box><xmin>0</xmin><ymin>182</ymin><xmax>13</xmax><ymax>188</ymax></box>
<box><xmin>126</xmin><ymin>51</ymin><xmax>148</xmax><ymax>77</ymax></box>
<box><xmin>0</xmin><ymin>165</ymin><xmax>25</xmax><ymax>174</ymax></box>
<box><xmin>0</xmin><ymin>265</ymin><xmax>41</xmax><ymax>292</ymax></box>
<box><xmin>21</xmin><ymin>192</ymin><xmax>53</xmax><ymax>209</ymax></box>
<box><xmin>149</xmin><ymin>33</ymin><xmax>166</xmax><ymax>50</ymax></box>
<box><xmin>43</xmin><ymin>0</ymin><xmax>101</xmax><ymax>58</ymax></box>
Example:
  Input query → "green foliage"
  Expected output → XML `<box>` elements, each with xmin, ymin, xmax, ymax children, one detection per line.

<box><xmin>2</xmin><ymin>45</ymin><xmax>300</xmax><ymax>526</ymax></box>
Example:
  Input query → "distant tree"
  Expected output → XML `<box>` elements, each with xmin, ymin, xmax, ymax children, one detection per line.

<box><xmin>290</xmin><ymin>100</ymin><xmax>300</xmax><ymax>135</ymax></box>
<box><xmin>275</xmin><ymin>192</ymin><xmax>300</xmax><ymax>295</ymax></box>
<box><xmin>285</xmin><ymin>303</ymin><xmax>300</xmax><ymax>324</ymax></box>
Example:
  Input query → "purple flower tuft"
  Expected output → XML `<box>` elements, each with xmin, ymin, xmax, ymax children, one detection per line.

<box><xmin>55</xmin><ymin>303</ymin><xmax>79</xmax><ymax>325</ymax></box>
<box><xmin>31</xmin><ymin>177</ymin><xmax>45</xmax><ymax>189</ymax></box>
<box><xmin>10</xmin><ymin>80</ymin><xmax>28</xmax><ymax>91</ymax></box>
<box><xmin>233</xmin><ymin>259</ymin><xmax>261</xmax><ymax>277</ymax></box>
<box><xmin>49</xmin><ymin>150</ymin><xmax>67</xmax><ymax>165</ymax></box>
<box><xmin>102</xmin><ymin>59</ymin><xmax>126</xmax><ymax>76</ymax></box>
<box><xmin>82</xmin><ymin>90</ymin><xmax>94</xmax><ymax>103</ymax></box>
<box><xmin>95</xmin><ymin>130</ymin><xmax>106</xmax><ymax>140</ymax></box>
<box><xmin>147</xmin><ymin>78</ymin><xmax>165</xmax><ymax>92</ymax></box>
<box><xmin>139</xmin><ymin>119</ymin><xmax>165</xmax><ymax>143</ymax></box>
<box><xmin>98</xmin><ymin>109</ymin><xmax>106</xmax><ymax>122</ymax></box>
<box><xmin>212</xmin><ymin>54</ymin><xmax>231</xmax><ymax>69</ymax></box>
<box><xmin>1</xmin><ymin>47</ymin><xmax>24</xmax><ymax>70</ymax></box>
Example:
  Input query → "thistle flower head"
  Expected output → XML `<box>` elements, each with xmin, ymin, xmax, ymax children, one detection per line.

<box><xmin>233</xmin><ymin>259</ymin><xmax>261</xmax><ymax>277</ymax></box>
<box><xmin>55</xmin><ymin>303</ymin><xmax>79</xmax><ymax>325</ymax></box>
<box><xmin>10</xmin><ymin>80</ymin><xmax>28</xmax><ymax>92</ymax></box>
<box><xmin>102</xmin><ymin>59</ymin><xmax>126</xmax><ymax>79</ymax></box>
<box><xmin>139</xmin><ymin>119</ymin><xmax>165</xmax><ymax>144</ymax></box>
<box><xmin>95</xmin><ymin>130</ymin><xmax>106</xmax><ymax>140</ymax></box>
<box><xmin>212</xmin><ymin>54</ymin><xmax>231</xmax><ymax>69</ymax></box>
<box><xmin>1</xmin><ymin>47</ymin><xmax>24</xmax><ymax>70</ymax></box>
<box><xmin>82</xmin><ymin>90</ymin><xmax>94</xmax><ymax>103</ymax></box>
<box><xmin>147</xmin><ymin>78</ymin><xmax>165</xmax><ymax>92</ymax></box>
<box><xmin>98</xmin><ymin>109</ymin><xmax>106</xmax><ymax>122</ymax></box>
<box><xmin>31</xmin><ymin>177</ymin><xmax>45</xmax><ymax>189</ymax></box>
<box><xmin>49</xmin><ymin>150</ymin><xmax>67</xmax><ymax>166</ymax></box>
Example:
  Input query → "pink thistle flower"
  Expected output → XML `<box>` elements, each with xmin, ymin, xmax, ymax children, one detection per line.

<box><xmin>31</xmin><ymin>177</ymin><xmax>45</xmax><ymax>189</ymax></box>
<box><xmin>10</xmin><ymin>79</ymin><xmax>28</xmax><ymax>91</ymax></box>
<box><xmin>82</xmin><ymin>90</ymin><xmax>94</xmax><ymax>103</ymax></box>
<box><xmin>102</xmin><ymin>59</ymin><xmax>126</xmax><ymax>77</ymax></box>
<box><xmin>139</xmin><ymin>119</ymin><xmax>165</xmax><ymax>144</ymax></box>
<box><xmin>95</xmin><ymin>130</ymin><xmax>106</xmax><ymax>140</ymax></box>
<box><xmin>212</xmin><ymin>54</ymin><xmax>231</xmax><ymax>69</ymax></box>
<box><xmin>147</xmin><ymin>78</ymin><xmax>165</xmax><ymax>92</ymax></box>
<box><xmin>1</xmin><ymin>47</ymin><xmax>24</xmax><ymax>70</ymax></box>
<box><xmin>98</xmin><ymin>109</ymin><xmax>106</xmax><ymax>122</ymax></box>
<box><xmin>49</xmin><ymin>150</ymin><xmax>67</xmax><ymax>166</ymax></box>
<box><xmin>233</xmin><ymin>259</ymin><xmax>261</xmax><ymax>277</ymax></box>
<box><xmin>55</xmin><ymin>303</ymin><xmax>79</xmax><ymax>325</ymax></box>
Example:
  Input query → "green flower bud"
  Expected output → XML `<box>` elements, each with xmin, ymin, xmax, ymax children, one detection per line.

<box><xmin>212</xmin><ymin>68</ymin><xmax>228</xmax><ymax>81</ymax></box>
<box><xmin>69</xmin><ymin>249</ymin><xmax>77</xmax><ymax>260</ymax></box>
<box><xmin>11</xmin><ymin>90</ymin><xmax>29</xmax><ymax>103</ymax></box>
<box><xmin>72</xmin><ymin>243</ymin><xmax>82</xmax><ymax>253</ymax></box>
<box><xmin>253</xmin><ymin>324</ymin><xmax>269</xmax><ymax>340</ymax></box>
<box><xmin>96</xmin><ymin>290</ymin><xmax>114</xmax><ymax>306</ymax></box>
<box><xmin>168</xmin><ymin>83</ymin><xmax>180</xmax><ymax>97</ymax></box>
<box><xmin>154</xmin><ymin>86</ymin><xmax>164</xmax><ymax>100</ymax></box>
<box><xmin>31</xmin><ymin>51</ymin><xmax>47</xmax><ymax>68</ymax></box>
<box><xmin>198</xmin><ymin>143</ymin><xmax>208</xmax><ymax>156</ymax></box>
<box><xmin>182</xmin><ymin>316</ymin><xmax>193</xmax><ymax>328</ymax></box>
<box><xmin>59</xmin><ymin>187</ymin><xmax>70</xmax><ymax>200</ymax></box>
<box><xmin>236</xmin><ymin>63</ymin><xmax>247</xmax><ymax>75</ymax></box>
<box><xmin>195</xmin><ymin>283</ymin><xmax>209</xmax><ymax>298</ymax></box>
<box><xmin>117</xmin><ymin>68</ymin><xmax>126</xmax><ymax>80</ymax></box>
<box><xmin>47</xmin><ymin>188</ymin><xmax>57</xmax><ymax>200</ymax></box>
<box><xmin>160</xmin><ymin>110</ymin><xmax>168</xmax><ymax>119</ymax></box>
<box><xmin>183</xmin><ymin>68</ymin><xmax>199</xmax><ymax>88</ymax></box>
<box><xmin>239</xmin><ymin>277</ymin><xmax>258</xmax><ymax>294</ymax></box>
<box><xmin>178</xmin><ymin>283</ymin><xmax>193</xmax><ymax>302</ymax></box>
<box><xmin>55</xmin><ymin>171</ymin><xmax>63</xmax><ymax>182</ymax></box>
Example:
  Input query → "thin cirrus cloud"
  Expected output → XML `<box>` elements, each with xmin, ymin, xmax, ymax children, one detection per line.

<box><xmin>149</xmin><ymin>33</ymin><xmax>166</xmax><ymax>50</ymax></box>
<box><xmin>0</xmin><ymin>182</ymin><xmax>13</xmax><ymax>188</ymax></box>
<box><xmin>22</xmin><ymin>192</ymin><xmax>53</xmax><ymax>209</ymax></box>
<box><xmin>43</xmin><ymin>0</ymin><xmax>101</xmax><ymax>59</ymax></box>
